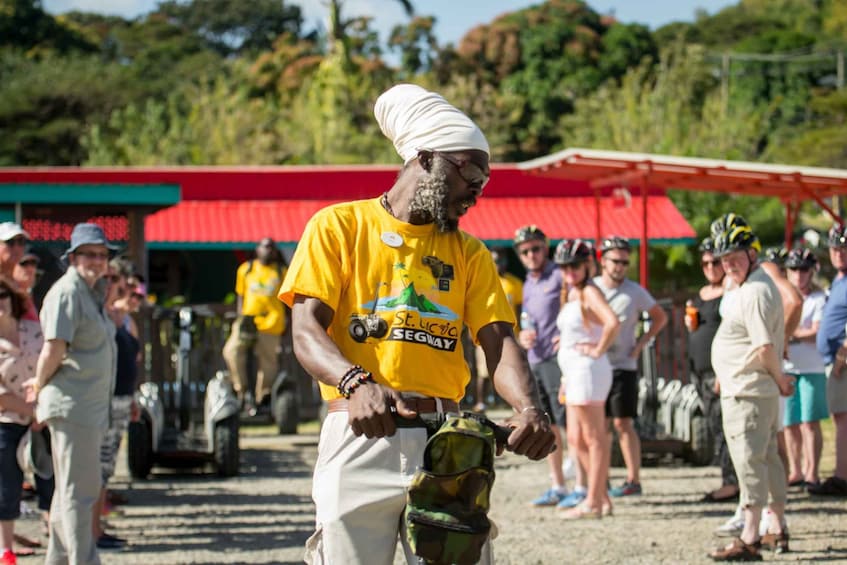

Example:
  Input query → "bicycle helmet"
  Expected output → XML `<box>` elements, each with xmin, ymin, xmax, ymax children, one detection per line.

<box><xmin>599</xmin><ymin>235</ymin><xmax>631</xmax><ymax>254</ymax></box>
<box><xmin>554</xmin><ymin>239</ymin><xmax>592</xmax><ymax>266</ymax></box>
<box><xmin>784</xmin><ymin>248</ymin><xmax>818</xmax><ymax>270</ymax></box>
<box><xmin>761</xmin><ymin>246</ymin><xmax>788</xmax><ymax>266</ymax></box>
<box><xmin>710</xmin><ymin>213</ymin><xmax>749</xmax><ymax>238</ymax></box>
<box><xmin>829</xmin><ymin>224</ymin><xmax>847</xmax><ymax>248</ymax></box>
<box><xmin>513</xmin><ymin>225</ymin><xmax>548</xmax><ymax>248</ymax></box>
<box><xmin>713</xmin><ymin>225</ymin><xmax>761</xmax><ymax>257</ymax></box>
<box><xmin>698</xmin><ymin>237</ymin><xmax>716</xmax><ymax>254</ymax></box>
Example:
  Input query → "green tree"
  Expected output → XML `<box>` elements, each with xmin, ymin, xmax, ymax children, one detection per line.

<box><xmin>155</xmin><ymin>0</ymin><xmax>304</xmax><ymax>56</ymax></box>
<box><xmin>388</xmin><ymin>15</ymin><xmax>438</xmax><ymax>77</ymax></box>
<box><xmin>0</xmin><ymin>0</ymin><xmax>96</xmax><ymax>54</ymax></box>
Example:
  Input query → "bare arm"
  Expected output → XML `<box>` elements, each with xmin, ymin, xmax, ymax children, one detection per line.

<box><xmin>290</xmin><ymin>295</ymin><xmax>414</xmax><ymax>439</ymax></box>
<box><xmin>761</xmin><ymin>262</ymin><xmax>802</xmax><ymax>344</ymax></box>
<box><xmin>35</xmin><ymin>339</ymin><xmax>67</xmax><ymax>392</ymax></box>
<box><xmin>478</xmin><ymin>322</ymin><xmax>555</xmax><ymax>460</ymax></box>
<box><xmin>755</xmin><ymin>343</ymin><xmax>795</xmax><ymax>396</ymax></box>
<box><xmin>0</xmin><ymin>393</ymin><xmax>34</xmax><ymax>419</ymax></box>
<box><xmin>582</xmin><ymin>286</ymin><xmax>621</xmax><ymax>358</ymax></box>
<box><xmin>792</xmin><ymin>320</ymin><xmax>818</xmax><ymax>342</ymax></box>
<box><xmin>631</xmin><ymin>303</ymin><xmax>668</xmax><ymax>359</ymax></box>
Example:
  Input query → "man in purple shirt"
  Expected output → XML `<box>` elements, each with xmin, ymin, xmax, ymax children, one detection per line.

<box><xmin>515</xmin><ymin>226</ymin><xmax>569</xmax><ymax>506</ymax></box>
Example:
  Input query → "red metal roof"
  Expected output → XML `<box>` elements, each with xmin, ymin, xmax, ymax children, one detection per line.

<box><xmin>144</xmin><ymin>196</ymin><xmax>694</xmax><ymax>247</ymax></box>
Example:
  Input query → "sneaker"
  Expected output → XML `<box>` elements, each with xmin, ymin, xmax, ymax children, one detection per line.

<box><xmin>556</xmin><ymin>488</ymin><xmax>587</xmax><ymax>509</ymax></box>
<box><xmin>96</xmin><ymin>533</ymin><xmax>126</xmax><ymax>551</ymax></box>
<box><xmin>0</xmin><ymin>549</ymin><xmax>16</xmax><ymax>565</ymax></box>
<box><xmin>531</xmin><ymin>487</ymin><xmax>567</xmax><ymax>507</ymax></box>
<box><xmin>715</xmin><ymin>508</ymin><xmax>745</xmax><ymax>537</ymax></box>
<box><xmin>609</xmin><ymin>481</ymin><xmax>642</xmax><ymax>497</ymax></box>
<box><xmin>807</xmin><ymin>476</ymin><xmax>847</xmax><ymax>497</ymax></box>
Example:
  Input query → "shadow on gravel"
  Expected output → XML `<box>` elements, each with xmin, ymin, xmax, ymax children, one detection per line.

<box><xmin>112</xmin><ymin>442</ymin><xmax>317</xmax><ymax>556</ymax></box>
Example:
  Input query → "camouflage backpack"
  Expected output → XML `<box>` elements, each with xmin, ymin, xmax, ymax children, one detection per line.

<box><xmin>404</xmin><ymin>414</ymin><xmax>497</xmax><ymax>565</ymax></box>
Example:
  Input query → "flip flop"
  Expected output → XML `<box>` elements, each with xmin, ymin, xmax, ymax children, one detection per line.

<box><xmin>15</xmin><ymin>547</ymin><xmax>36</xmax><ymax>557</ymax></box>
<box><xmin>13</xmin><ymin>533</ymin><xmax>42</xmax><ymax>549</ymax></box>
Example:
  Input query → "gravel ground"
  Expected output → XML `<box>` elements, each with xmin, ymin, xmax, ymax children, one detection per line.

<box><xmin>13</xmin><ymin>416</ymin><xmax>847</xmax><ymax>564</ymax></box>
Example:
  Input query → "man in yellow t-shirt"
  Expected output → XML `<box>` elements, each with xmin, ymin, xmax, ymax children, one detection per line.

<box><xmin>223</xmin><ymin>237</ymin><xmax>287</xmax><ymax>410</ymax></box>
<box><xmin>279</xmin><ymin>84</ymin><xmax>554</xmax><ymax>565</ymax></box>
<box><xmin>474</xmin><ymin>248</ymin><xmax>523</xmax><ymax>411</ymax></box>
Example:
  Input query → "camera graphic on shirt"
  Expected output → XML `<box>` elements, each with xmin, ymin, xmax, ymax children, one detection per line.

<box><xmin>348</xmin><ymin>313</ymin><xmax>389</xmax><ymax>342</ymax></box>
<box><xmin>348</xmin><ymin>282</ymin><xmax>389</xmax><ymax>343</ymax></box>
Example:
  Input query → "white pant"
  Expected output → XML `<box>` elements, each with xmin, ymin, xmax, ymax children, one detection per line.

<box><xmin>46</xmin><ymin>418</ymin><xmax>102</xmax><ymax>565</ymax></box>
<box><xmin>305</xmin><ymin>412</ymin><xmax>494</xmax><ymax>565</ymax></box>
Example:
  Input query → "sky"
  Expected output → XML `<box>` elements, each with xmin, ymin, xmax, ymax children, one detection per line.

<box><xmin>42</xmin><ymin>0</ymin><xmax>739</xmax><ymax>46</ymax></box>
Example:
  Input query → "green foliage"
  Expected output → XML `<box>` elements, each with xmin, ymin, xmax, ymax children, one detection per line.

<box><xmin>0</xmin><ymin>0</ymin><xmax>97</xmax><ymax>54</ymax></box>
<box><xmin>388</xmin><ymin>15</ymin><xmax>438</xmax><ymax>77</ymax></box>
<box><xmin>155</xmin><ymin>0</ymin><xmax>304</xmax><ymax>56</ymax></box>
<box><xmin>0</xmin><ymin>51</ymin><xmax>127</xmax><ymax>165</ymax></box>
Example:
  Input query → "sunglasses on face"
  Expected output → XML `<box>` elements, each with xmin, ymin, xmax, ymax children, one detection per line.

<box><xmin>788</xmin><ymin>266</ymin><xmax>811</xmax><ymax>272</ymax></box>
<box><xmin>4</xmin><ymin>237</ymin><xmax>26</xmax><ymax>247</ymax></box>
<box><xmin>0</xmin><ymin>291</ymin><xmax>10</xmax><ymax>300</ymax></box>
<box><xmin>19</xmin><ymin>260</ymin><xmax>38</xmax><ymax>268</ymax></box>
<box><xmin>130</xmin><ymin>293</ymin><xmax>144</xmax><ymax>300</ymax></box>
<box><xmin>435</xmin><ymin>152</ymin><xmax>490</xmax><ymax>192</ymax></box>
<box><xmin>76</xmin><ymin>250</ymin><xmax>110</xmax><ymax>260</ymax></box>
<box><xmin>606</xmin><ymin>258</ymin><xmax>629</xmax><ymax>266</ymax></box>
<box><xmin>520</xmin><ymin>245</ymin><xmax>546</xmax><ymax>257</ymax></box>
<box><xmin>701</xmin><ymin>259</ymin><xmax>721</xmax><ymax>268</ymax></box>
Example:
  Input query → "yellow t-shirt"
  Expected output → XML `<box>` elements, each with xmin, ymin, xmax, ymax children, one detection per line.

<box><xmin>279</xmin><ymin>197</ymin><xmax>515</xmax><ymax>401</ymax></box>
<box><xmin>500</xmin><ymin>272</ymin><xmax>523</xmax><ymax>333</ymax></box>
<box><xmin>236</xmin><ymin>260</ymin><xmax>287</xmax><ymax>335</ymax></box>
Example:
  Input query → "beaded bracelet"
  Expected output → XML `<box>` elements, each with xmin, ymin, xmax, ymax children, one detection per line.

<box><xmin>336</xmin><ymin>365</ymin><xmax>365</xmax><ymax>397</ymax></box>
<box><xmin>342</xmin><ymin>371</ymin><xmax>375</xmax><ymax>398</ymax></box>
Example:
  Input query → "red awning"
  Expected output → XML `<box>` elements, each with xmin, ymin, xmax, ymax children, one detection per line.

<box><xmin>144</xmin><ymin>196</ymin><xmax>694</xmax><ymax>249</ymax></box>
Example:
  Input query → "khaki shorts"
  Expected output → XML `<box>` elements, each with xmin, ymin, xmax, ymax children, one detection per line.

<box><xmin>825</xmin><ymin>364</ymin><xmax>847</xmax><ymax>415</ymax></box>
<box><xmin>305</xmin><ymin>412</ymin><xmax>494</xmax><ymax>565</ymax></box>
<box><xmin>721</xmin><ymin>395</ymin><xmax>787</xmax><ymax>508</ymax></box>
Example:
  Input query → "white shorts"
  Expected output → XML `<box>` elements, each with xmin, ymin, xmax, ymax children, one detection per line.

<box><xmin>558</xmin><ymin>352</ymin><xmax>612</xmax><ymax>406</ymax></box>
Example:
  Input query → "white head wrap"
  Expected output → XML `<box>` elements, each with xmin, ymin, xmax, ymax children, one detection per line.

<box><xmin>374</xmin><ymin>84</ymin><xmax>489</xmax><ymax>164</ymax></box>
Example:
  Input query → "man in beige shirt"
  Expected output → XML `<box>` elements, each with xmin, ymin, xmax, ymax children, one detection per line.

<box><xmin>709</xmin><ymin>223</ymin><xmax>795</xmax><ymax>561</ymax></box>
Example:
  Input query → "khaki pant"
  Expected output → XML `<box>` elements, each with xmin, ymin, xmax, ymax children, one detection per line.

<box><xmin>222</xmin><ymin>325</ymin><xmax>280</xmax><ymax>404</ymax></box>
<box><xmin>721</xmin><ymin>395</ymin><xmax>787</xmax><ymax>509</ymax></box>
<box><xmin>305</xmin><ymin>412</ymin><xmax>494</xmax><ymax>565</ymax></box>
<box><xmin>46</xmin><ymin>418</ymin><xmax>102</xmax><ymax>565</ymax></box>
<box><xmin>826</xmin><ymin>363</ymin><xmax>847</xmax><ymax>415</ymax></box>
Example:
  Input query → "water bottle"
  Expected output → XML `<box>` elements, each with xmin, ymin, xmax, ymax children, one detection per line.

<box><xmin>520</xmin><ymin>311</ymin><xmax>535</xmax><ymax>332</ymax></box>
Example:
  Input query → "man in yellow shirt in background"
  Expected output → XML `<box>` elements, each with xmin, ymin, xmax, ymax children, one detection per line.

<box><xmin>223</xmin><ymin>237</ymin><xmax>287</xmax><ymax>413</ymax></box>
<box><xmin>474</xmin><ymin>247</ymin><xmax>523</xmax><ymax>411</ymax></box>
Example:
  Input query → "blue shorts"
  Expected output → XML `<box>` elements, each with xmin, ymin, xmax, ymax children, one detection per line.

<box><xmin>0</xmin><ymin>422</ymin><xmax>28</xmax><ymax>520</ymax></box>
<box><xmin>784</xmin><ymin>373</ymin><xmax>828</xmax><ymax>426</ymax></box>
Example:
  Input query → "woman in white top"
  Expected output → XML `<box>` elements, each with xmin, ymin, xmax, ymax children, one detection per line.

<box><xmin>554</xmin><ymin>240</ymin><xmax>620</xmax><ymax>519</ymax></box>
<box><xmin>784</xmin><ymin>248</ymin><xmax>828</xmax><ymax>487</ymax></box>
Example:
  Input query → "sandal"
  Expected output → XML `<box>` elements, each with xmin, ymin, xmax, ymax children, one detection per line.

<box><xmin>13</xmin><ymin>533</ymin><xmax>41</xmax><ymax>549</ymax></box>
<box><xmin>701</xmin><ymin>486</ymin><xmax>740</xmax><ymax>503</ymax></box>
<box><xmin>761</xmin><ymin>530</ymin><xmax>789</xmax><ymax>554</ymax></box>
<box><xmin>709</xmin><ymin>538</ymin><xmax>762</xmax><ymax>561</ymax></box>
<box><xmin>560</xmin><ymin>503</ymin><xmax>601</xmax><ymax>520</ymax></box>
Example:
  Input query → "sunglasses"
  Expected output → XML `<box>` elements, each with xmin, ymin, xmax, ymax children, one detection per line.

<box><xmin>788</xmin><ymin>266</ymin><xmax>811</xmax><ymax>272</ymax></box>
<box><xmin>606</xmin><ymin>258</ymin><xmax>630</xmax><ymax>266</ymax></box>
<box><xmin>108</xmin><ymin>274</ymin><xmax>121</xmax><ymax>283</ymax></box>
<box><xmin>19</xmin><ymin>260</ymin><xmax>38</xmax><ymax>268</ymax></box>
<box><xmin>520</xmin><ymin>245</ymin><xmax>546</xmax><ymax>257</ymax></box>
<box><xmin>76</xmin><ymin>250</ymin><xmax>110</xmax><ymax>260</ymax></box>
<box><xmin>435</xmin><ymin>152</ymin><xmax>490</xmax><ymax>192</ymax></box>
<box><xmin>0</xmin><ymin>291</ymin><xmax>10</xmax><ymax>300</ymax></box>
<box><xmin>4</xmin><ymin>237</ymin><xmax>26</xmax><ymax>247</ymax></box>
<box><xmin>130</xmin><ymin>292</ymin><xmax>144</xmax><ymax>300</ymax></box>
<box><xmin>701</xmin><ymin>259</ymin><xmax>721</xmax><ymax>268</ymax></box>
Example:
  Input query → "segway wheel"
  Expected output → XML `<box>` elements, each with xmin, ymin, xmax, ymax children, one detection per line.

<box><xmin>127</xmin><ymin>420</ymin><xmax>153</xmax><ymax>479</ymax></box>
<box><xmin>274</xmin><ymin>389</ymin><xmax>299</xmax><ymax>435</ymax></box>
<box><xmin>687</xmin><ymin>414</ymin><xmax>713</xmax><ymax>467</ymax></box>
<box><xmin>214</xmin><ymin>416</ymin><xmax>240</xmax><ymax>477</ymax></box>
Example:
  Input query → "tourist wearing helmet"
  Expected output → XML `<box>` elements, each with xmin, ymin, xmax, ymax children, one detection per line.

<box><xmin>594</xmin><ymin>235</ymin><xmax>668</xmax><ymax>498</ymax></box>
<box><xmin>709</xmin><ymin>222</ymin><xmax>794</xmax><ymax>560</ymax></box>
<box><xmin>690</xmin><ymin>238</ymin><xmax>740</xmax><ymax>505</ymax></box>
<box><xmin>811</xmin><ymin>223</ymin><xmax>847</xmax><ymax>497</ymax></box>
<box><xmin>782</xmin><ymin>248</ymin><xmax>827</xmax><ymax>490</ymax></box>
<box><xmin>514</xmin><ymin>225</ymin><xmax>571</xmax><ymax>507</ymax></box>
<box><xmin>553</xmin><ymin>239</ymin><xmax>619</xmax><ymax>519</ymax></box>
